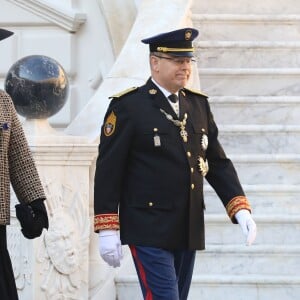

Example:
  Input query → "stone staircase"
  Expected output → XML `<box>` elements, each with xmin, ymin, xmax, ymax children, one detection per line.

<box><xmin>190</xmin><ymin>0</ymin><xmax>300</xmax><ymax>299</ymax></box>
<box><xmin>115</xmin><ymin>1</ymin><xmax>300</xmax><ymax>299</ymax></box>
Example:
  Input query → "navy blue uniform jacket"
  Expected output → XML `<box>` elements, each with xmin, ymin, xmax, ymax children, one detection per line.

<box><xmin>94</xmin><ymin>78</ymin><xmax>250</xmax><ymax>250</ymax></box>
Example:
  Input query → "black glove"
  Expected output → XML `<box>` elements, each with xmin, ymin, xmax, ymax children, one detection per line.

<box><xmin>15</xmin><ymin>199</ymin><xmax>49</xmax><ymax>239</ymax></box>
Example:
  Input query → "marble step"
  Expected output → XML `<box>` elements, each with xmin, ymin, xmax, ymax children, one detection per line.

<box><xmin>116</xmin><ymin>245</ymin><xmax>300</xmax><ymax>277</ymax></box>
<box><xmin>205</xmin><ymin>214</ymin><xmax>300</xmax><ymax>245</ymax></box>
<box><xmin>208</xmin><ymin>96</ymin><xmax>300</xmax><ymax>125</ymax></box>
<box><xmin>192</xmin><ymin>0</ymin><xmax>300</xmax><ymax>14</ymax></box>
<box><xmin>204</xmin><ymin>184</ymin><xmax>300</xmax><ymax>215</ymax></box>
<box><xmin>193</xmin><ymin>14</ymin><xmax>300</xmax><ymax>41</ymax></box>
<box><xmin>228</xmin><ymin>154</ymin><xmax>300</xmax><ymax>185</ymax></box>
<box><xmin>195</xmin><ymin>41</ymin><xmax>300</xmax><ymax>68</ymax></box>
<box><xmin>217</xmin><ymin>125</ymin><xmax>300</xmax><ymax>154</ymax></box>
<box><xmin>188</xmin><ymin>275</ymin><xmax>300</xmax><ymax>300</ymax></box>
<box><xmin>116</xmin><ymin>274</ymin><xmax>300</xmax><ymax>300</ymax></box>
<box><xmin>198</xmin><ymin>68</ymin><xmax>300</xmax><ymax>96</ymax></box>
<box><xmin>194</xmin><ymin>245</ymin><xmax>300</xmax><ymax>276</ymax></box>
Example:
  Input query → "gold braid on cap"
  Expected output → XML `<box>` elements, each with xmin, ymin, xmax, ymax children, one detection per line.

<box><xmin>157</xmin><ymin>47</ymin><xmax>194</xmax><ymax>53</ymax></box>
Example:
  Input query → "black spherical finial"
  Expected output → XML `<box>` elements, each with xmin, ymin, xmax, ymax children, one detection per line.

<box><xmin>5</xmin><ymin>55</ymin><xmax>69</xmax><ymax>119</ymax></box>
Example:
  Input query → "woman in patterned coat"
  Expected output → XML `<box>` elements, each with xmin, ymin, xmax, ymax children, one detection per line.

<box><xmin>0</xmin><ymin>28</ymin><xmax>48</xmax><ymax>300</ymax></box>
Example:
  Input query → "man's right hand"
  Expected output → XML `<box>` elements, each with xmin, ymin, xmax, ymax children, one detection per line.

<box><xmin>98</xmin><ymin>230</ymin><xmax>123</xmax><ymax>267</ymax></box>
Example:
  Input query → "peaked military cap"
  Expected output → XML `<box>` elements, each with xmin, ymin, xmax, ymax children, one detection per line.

<box><xmin>0</xmin><ymin>28</ymin><xmax>14</xmax><ymax>41</ymax></box>
<box><xmin>141</xmin><ymin>27</ymin><xmax>199</xmax><ymax>57</ymax></box>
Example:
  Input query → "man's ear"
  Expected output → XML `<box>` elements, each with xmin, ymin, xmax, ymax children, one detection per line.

<box><xmin>150</xmin><ymin>55</ymin><xmax>160</xmax><ymax>72</ymax></box>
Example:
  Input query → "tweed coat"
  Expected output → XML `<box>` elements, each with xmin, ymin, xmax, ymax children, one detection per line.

<box><xmin>94</xmin><ymin>78</ymin><xmax>251</xmax><ymax>250</ymax></box>
<box><xmin>0</xmin><ymin>90</ymin><xmax>45</xmax><ymax>225</ymax></box>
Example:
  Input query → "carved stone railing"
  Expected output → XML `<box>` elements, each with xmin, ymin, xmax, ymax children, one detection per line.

<box><xmin>7</xmin><ymin>0</ymin><xmax>87</xmax><ymax>32</ymax></box>
<box><xmin>8</xmin><ymin>120</ymin><xmax>98</xmax><ymax>299</ymax></box>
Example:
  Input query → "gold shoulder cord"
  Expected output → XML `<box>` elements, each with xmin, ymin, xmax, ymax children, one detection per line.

<box><xmin>109</xmin><ymin>87</ymin><xmax>138</xmax><ymax>99</ymax></box>
<box><xmin>184</xmin><ymin>87</ymin><xmax>207</xmax><ymax>97</ymax></box>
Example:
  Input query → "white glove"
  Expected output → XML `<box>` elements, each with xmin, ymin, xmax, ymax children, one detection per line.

<box><xmin>98</xmin><ymin>230</ymin><xmax>123</xmax><ymax>267</ymax></box>
<box><xmin>235</xmin><ymin>209</ymin><xmax>257</xmax><ymax>246</ymax></box>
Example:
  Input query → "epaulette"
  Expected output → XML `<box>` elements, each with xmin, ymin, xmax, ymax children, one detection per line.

<box><xmin>183</xmin><ymin>87</ymin><xmax>208</xmax><ymax>97</ymax></box>
<box><xmin>109</xmin><ymin>87</ymin><xmax>138</xmax><ymax>99</ymax></box>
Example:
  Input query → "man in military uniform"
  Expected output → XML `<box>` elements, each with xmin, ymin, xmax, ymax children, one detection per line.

<box><xmin>94</xmin><ymin>27</ymin><xmax>256</xmax><ymax>300</ymax></box>
<box><xmin>0</xmin><ymin>28</ymin><xmax>48</xmax><ymax>300</ymax></box>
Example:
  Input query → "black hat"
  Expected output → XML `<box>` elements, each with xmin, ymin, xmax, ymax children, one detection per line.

<box><xmin>0</xmin><ymin>28</ymin><xmax>14</xmax><ymax>41</ymax></box>
<box><xmin>141</xmin><ymin>27</ymin><xmax>198</xmax><ymax>57</ymax></box>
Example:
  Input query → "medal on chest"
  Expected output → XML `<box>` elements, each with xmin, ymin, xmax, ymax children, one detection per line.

<box><xmin>153</xmin><ymin>128</ymin><xmax>161</xmax><ymax>147</ymax></box>
<box><xmin>197</xmin><ymin>156</ymin><xmax>209</xmax><ymax>176</ymax></box>
<box><xmin>159</xmin><ymin>109</ymin><xmax>188</xmax><ymax>143</ymax></box>
<box><xmin>201</xmin><ymin>134</ymin><xmax>208</xmax><ymax>151</ymax></box>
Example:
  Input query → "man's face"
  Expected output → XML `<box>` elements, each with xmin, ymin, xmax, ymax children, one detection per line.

<box><xmin>150</xmin><ymin>54</ymin><xmax>194</xmax><ymax>93</ymax></box>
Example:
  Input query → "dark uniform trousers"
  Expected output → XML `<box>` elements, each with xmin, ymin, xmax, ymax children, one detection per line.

<box><xmin>130</xmin><ymin>245</ymin><xmax>195</xmax><ymax>300</ymax></box>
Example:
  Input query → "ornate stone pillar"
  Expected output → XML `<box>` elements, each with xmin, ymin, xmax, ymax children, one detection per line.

<box><xmin>8</xmin><ymin>124</ymin><xmax>98</xmax><ymax>299</ymax></box>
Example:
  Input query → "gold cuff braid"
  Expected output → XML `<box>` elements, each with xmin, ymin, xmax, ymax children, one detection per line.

<box><xmin>226</xmin><ymin>196</ymin><xmax>251</xmax><ymax>223</ymax></box>
<box><xmin>94</xmin><ymin>214</ymin><xmax>120</xmax><ymax>232</ymax></box>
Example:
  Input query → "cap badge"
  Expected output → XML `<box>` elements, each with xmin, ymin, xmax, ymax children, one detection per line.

<box><xmin>104</xmin><ymin>111</ymin><xmax>116</xmax><ymax>137</ymax></box>
<box><xmin>185</xmin><ymin>30</ymin><xmax>192</xmax><ymax>40</ymax></box>
<box><xmin>149</xmin><ymin>89</ymin><xmax>157</xmax><ymax>95</ymax></box>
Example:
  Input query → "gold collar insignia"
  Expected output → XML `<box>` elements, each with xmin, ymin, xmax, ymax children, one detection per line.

<box><xmin>149</xmin><ymin>89</ymin><xmax>157</xmax><ymax>95</ymax></box>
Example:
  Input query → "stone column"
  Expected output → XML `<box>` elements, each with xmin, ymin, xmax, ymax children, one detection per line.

<box><xmin>8</xmin><ymin>120</ymin><xmax>98</xmax><ymax>300</ymax></box>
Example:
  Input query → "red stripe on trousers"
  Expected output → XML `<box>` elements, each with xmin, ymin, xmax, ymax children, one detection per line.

<box><xmin>130</xmin><ymin>245</ymin><xmax>153</xmax><ymax>300</ymax></box>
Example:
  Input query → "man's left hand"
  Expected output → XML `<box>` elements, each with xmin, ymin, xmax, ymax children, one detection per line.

<box><xmin>235</xmin><ymin>209</ymin><xmax>257</xmax><ymax>246</ymax></box>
